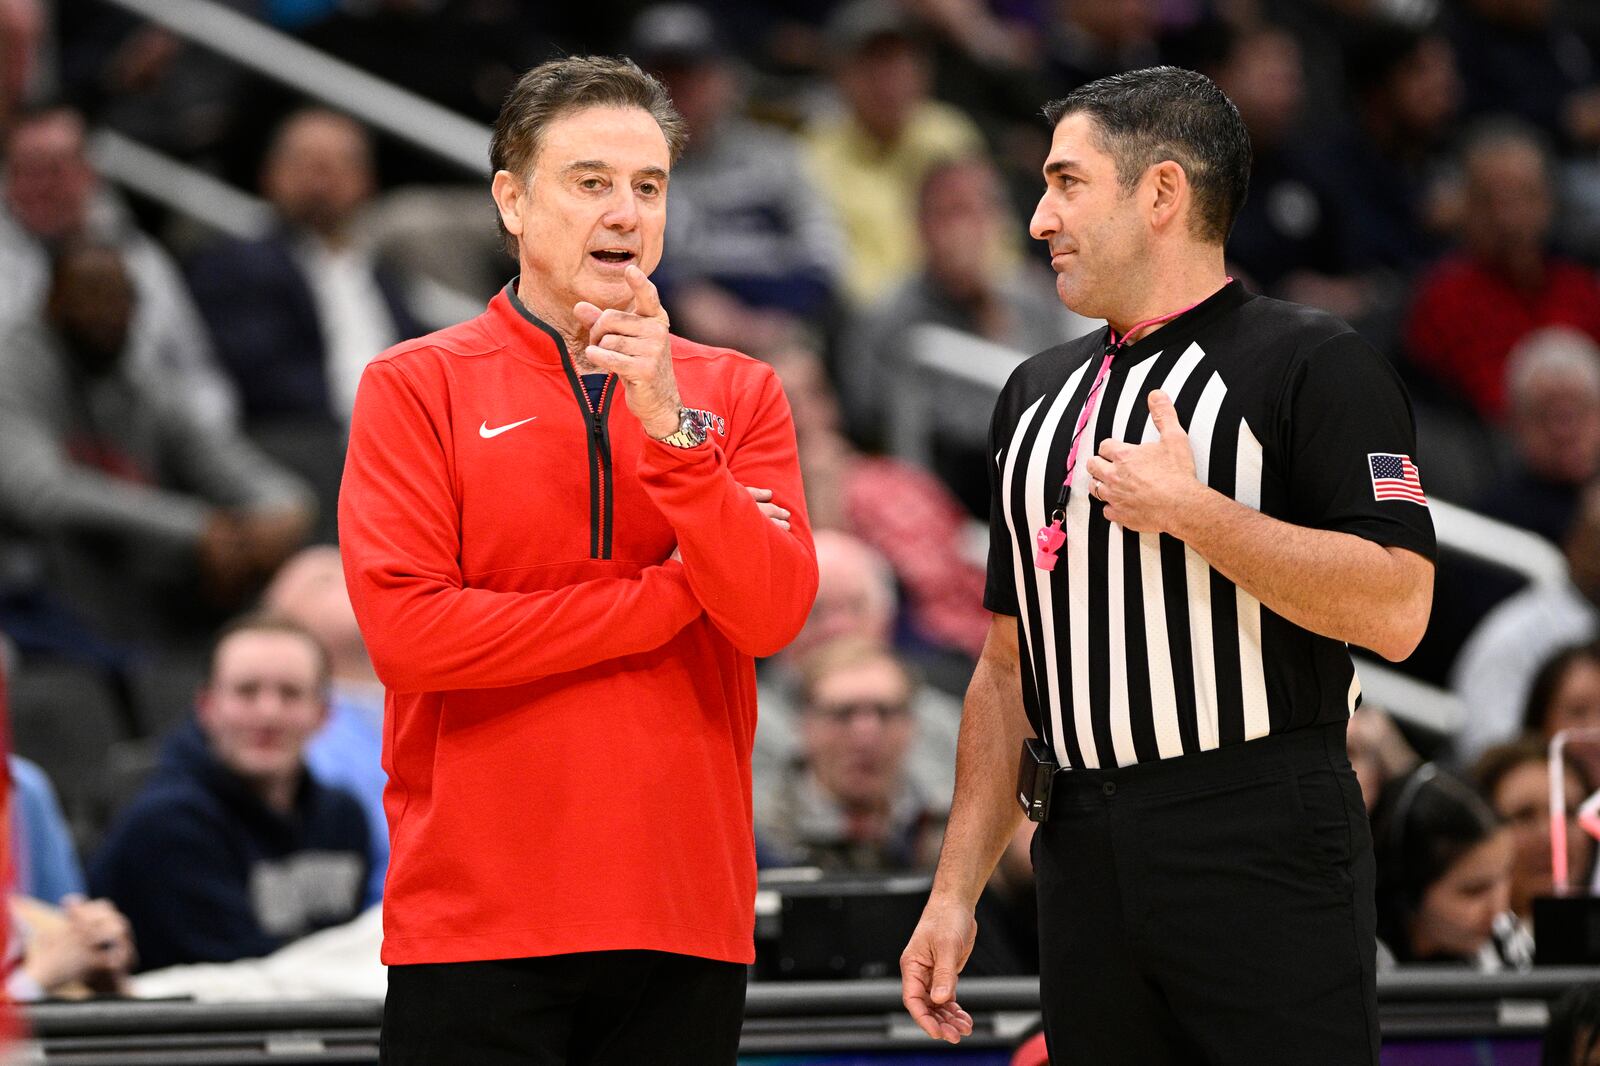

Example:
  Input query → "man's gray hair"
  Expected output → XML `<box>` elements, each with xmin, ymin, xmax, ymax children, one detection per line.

<box><xmin>1506</xmin><ymin>327</ymin><xmax>1600</xmax><ymax>408</ymax></box>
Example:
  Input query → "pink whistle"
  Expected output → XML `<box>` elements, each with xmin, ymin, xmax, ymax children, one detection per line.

<box><xmin>1034</xmin><ymin>522</ymin><xmax>1065</xmax><ymax>571</ymax></box>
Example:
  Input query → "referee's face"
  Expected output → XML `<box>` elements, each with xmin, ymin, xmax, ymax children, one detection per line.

<box><xmin>1029</xmin><ymin>112</ymin><xmax>1149</xmax><ymax>321</ymax></box>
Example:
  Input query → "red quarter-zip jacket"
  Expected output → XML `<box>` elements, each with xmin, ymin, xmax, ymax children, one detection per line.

<box><xmin>338</xmin><ymin>284</ymin><xmax>818</xmax><ymax>965</ymax></box>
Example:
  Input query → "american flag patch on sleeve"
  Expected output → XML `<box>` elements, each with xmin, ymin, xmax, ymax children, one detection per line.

<box><xmin>1368</xmin><ymin>453</ymin><xmax>1427</xmax><ymax>505</ymax></box>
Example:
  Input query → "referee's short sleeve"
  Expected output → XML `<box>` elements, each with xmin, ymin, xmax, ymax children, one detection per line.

<box><xmin>1279</xmin><ymin>332</ymin><xmax>1437</xmax><ymax>560</ymax></box>
<box><xmin>984</xmin><ymin>396</ymin><xmax>1022</xmax><ymax>616</ymax></box>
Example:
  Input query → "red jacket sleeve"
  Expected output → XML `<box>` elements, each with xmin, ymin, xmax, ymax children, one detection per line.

<box><xmin>339</xmin><ymin>359</ymin><xmax>704</xmax><ymax>693</ymax></box>
<box><xmin>636</xmin><ymin>365</ymin><xmax>819</xmax><ymax>658</ymax></box>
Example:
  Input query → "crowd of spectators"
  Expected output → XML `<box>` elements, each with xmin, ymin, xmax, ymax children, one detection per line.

<box><xmin>0</xmin><ymin>0</ymin><xmax>1597</xmax><ymax>1000</ymax></box>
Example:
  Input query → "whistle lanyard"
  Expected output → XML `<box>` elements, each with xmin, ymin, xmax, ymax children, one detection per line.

<box><xmin>1033</xmin><ymin>281</ymin><xmax>1231</xmax><ymax>572</ymax></box>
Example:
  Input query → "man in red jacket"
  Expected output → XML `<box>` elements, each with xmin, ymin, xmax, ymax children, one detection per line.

<box><xmin>339</xmin><ymin>56</ymin><xmax>818</xmax><ymax>1065</ymax></box>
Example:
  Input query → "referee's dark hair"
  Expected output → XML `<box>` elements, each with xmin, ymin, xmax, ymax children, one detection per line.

<box><xmin>489</xmin><ymin>55</ymin><xmax>688</xmax><ymax>254</ymax></box>
<box><xmin>1043</xmin><ymin>66</ymin><xmax>1251</xmax><ymax>246</ymax></box>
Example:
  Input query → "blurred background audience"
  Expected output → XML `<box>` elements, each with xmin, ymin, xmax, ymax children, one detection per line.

<box><xmin>1</xmin><ymin>0</ymin><xmax>1598</xmax><ymax>1003</ymax></box>
<box><xmin>804</xmin><ymin>0</ymin><xmax>986</xmax><ymax>306</ymax></box>
<box><xmin>1474</xmin><ymin>738</ymin><xmax>1597</xmax><ymax>925</ymax></box>
<box><xmin>1371</xmin><ymin>763</ymin><xmax>1530</xmax><ymax>970</ymax></box>
<box><xmin>185</xmin><ymin>107</ymin><xmax>421</xmax><ymax>432</ymax></box>
<box><xmin>261</xmin><ymin>545</ymin><xmax>387</xmax><ymax>907</ymax></box>
<box><xmin>756</xmin><ymin>636</ymin><xmax>945</xmax><ymax>873</ymax></box>
<box><xmin>89</xmin><ymin>614</ymin><xmax>369</xmax><ymax>973</ymax></box>
<box><xmin>1454</xmin><ymin>487</ymin><xmax>1600</xmax><ymax>764</ymax></box>
<box><xmin>0</xmin><ymin>239</ymin><xmax>313</xmax><ymax>653</ymax></box>
<box><xmin>1478</xmin><ymin>327</ymin><xmax>1600</xmax><ymax>542</ymax></box>
<box><xmin>0</xmin><ymin>104</ymin><xmax>236</xmax><ymax>428</ymax></box>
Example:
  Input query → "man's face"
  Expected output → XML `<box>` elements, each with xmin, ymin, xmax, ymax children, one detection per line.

<box><xmin>1060</xmin><ymin>0</ymin><xmax>1155</xmax><ymax>47</ymax></box>
<box><xmin>654</xmin><ymin>61</ymin><xmax>732</xmax><ymax>137</ymax></box>
<box><xmin>1545</xmin><ymin>657</ymin><xmax>1600</xmax><ymax>741</ymax></box>
<box><xmin>791</xmin><ymin>537</ymin><xmax>894</xmax><ymax>660</ymax></box>
<box><xmin>1387</xmin><ymin>37</ymin><xmax>1460</xmax><ymax>140</ymax></box>
<box><xmin>261</xmin><ymin>112</ymin><xmax>375</xmax><ymax>237</ymax></box>
<box><xmin>1464</xmin><ymin>141</ymin><xmax>1552</xmax><ymax>266</ymax></box>
<box><xmin>1030</xmin><ymin>112</ymin><xmax>1149</xmax><ymax>320</ymax></box>
<box><xmin>1491</xmin><ymin>759</ymin><xmax>1594</xmax><ymax>905</ymax></box>
<box><xmin>801</xmin><ymin>656</ymin><xmax>916</xmax><ymax>811</ymax></box>
<box><xmin>837</xmin><ymin>38</ymin><xmax>926</xmax><ymax>143</ymax></box>
<box><xmin>1413</xmin><ymin>830</ymin><xmax>1514</xmax><ymax>959</ymax></box>
<box><xmin>498</xmin><ymin>105</ymin><xmax>670</xmax><ymax>317</ymax></box>
<box><xmin>1511</xmin><ymin>371</ymin><xmax>1600</xmax><ymax>484</ymax></box>
<box><xmin>4</xmin><ymin>112</ymin><xmax>94</xmax><ymax>241</ymax></box>
<box><xmin>263</xmin><ymin>547</ymin><xmax>364</xmax><ymax>666</ymax></box>
<box><xmin>1215</xmin><ymin>29</ymin><xmax>1304</xmax><ymax>146</ymax></box>
<box><xmin>49</xmin><ymin>247</ymin><xmax>134</xmax><ymax>372</ymax></box>
<box><xmin>921</xmin><ymin>162</ymin><xmax>1007</xmax><ymax>300</ymax></box>
<box><xmin>198</xmin><ymin>630</ymin><xmax>327</xmax><ymax>788</ymax></box>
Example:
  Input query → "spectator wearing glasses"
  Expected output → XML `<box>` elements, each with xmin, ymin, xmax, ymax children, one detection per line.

<box><xmin>757</xmin><ymin>637</ymin><xmax>946</xmax><ymax>873</ymax></box>
<box><xmin>1474</xmin><ymin>738</ymin><xmax>1597</xmax><ymax>929</ymax></box>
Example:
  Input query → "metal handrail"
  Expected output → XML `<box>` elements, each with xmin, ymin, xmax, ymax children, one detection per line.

<box><xmin>89</xmin><ymin>128</ymin><xmax>274</xmax><ymax>239</ymax></box>
<box><xmin>902</xmin><ymin>325</ymin><xmax>1568</xmax><ymax>590</ymax></box>
<box><xmin>23</xmin><ymin>968</ymin><xmax>1600</xmax><ymax>1037</ymax></box>
<box><xmin>88</xmin><ymin>128</ymin><xmax>484</xmax><ymax>331</ymax></box>
<box><xmin>97</xmin><ymin>0</ymin><xmax>490</xmax><ymax>176</ymax></box>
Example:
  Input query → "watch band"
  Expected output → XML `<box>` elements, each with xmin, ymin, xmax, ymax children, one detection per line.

<box><xmin>656</xmin><ymin>407</ymin><xmax>706</xmax><ymax>449</ymax></box>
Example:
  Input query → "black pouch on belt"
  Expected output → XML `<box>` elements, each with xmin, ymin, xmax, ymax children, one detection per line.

<box><xmin>1017</xmin><ymin>737</ymin><xmax>1057</xmax><ymax>823</ymax></box>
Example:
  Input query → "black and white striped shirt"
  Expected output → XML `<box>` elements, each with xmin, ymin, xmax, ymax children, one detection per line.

<box><xmin>984</xmin><ymin>282</ymin><xmax>1436</xmax><ymax>770</ymax></box>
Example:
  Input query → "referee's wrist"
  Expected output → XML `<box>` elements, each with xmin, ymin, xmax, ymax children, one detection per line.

<box><xmin>1164</xmin><ymin>480</ymin><xmax>1214</xmax><ymax>541</ymax></box>
<box><xmin>927</xmin><ymin>882</ymin><xmax>982</xmax><ymax>912</ymax></box>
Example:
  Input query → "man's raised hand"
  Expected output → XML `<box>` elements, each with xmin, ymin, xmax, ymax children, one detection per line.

<box><xmin>1083</xmin><ymin>389</ymin><xmax>1203</xmax><ymax>535</ymax></box>
<box><xmin>575</xmin><ymin>265</ymin><xmax>681</xmax><ymax>439</ymax></box>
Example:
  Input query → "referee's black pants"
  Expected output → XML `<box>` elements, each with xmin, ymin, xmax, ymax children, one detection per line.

<box><xmin>380</xmin><ymin>949</ymin><xmax>747</xmax><ymax>1065</ymax></box>
<box><xmin>1034</xmin><ymin>721</ymin><xmax>1378</xmax><ymax>1066</ymax></box>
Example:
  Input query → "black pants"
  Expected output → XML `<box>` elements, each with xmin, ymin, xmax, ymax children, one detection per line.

<box><xmin>1034</xmin><ymin>721</ymin><xmax>1378</xmax><ymax>1066</ymax></box>
<box><xmin>381</xmin><ymin>950</ymin><xmax>748</xmax><ymax>1066</ymax></box>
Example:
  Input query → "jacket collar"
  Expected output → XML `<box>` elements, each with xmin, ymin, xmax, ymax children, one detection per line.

<box><xmin>487</xmin><ymin>279</ymin><xmax>570</xmax><ymax>366</ymax></box>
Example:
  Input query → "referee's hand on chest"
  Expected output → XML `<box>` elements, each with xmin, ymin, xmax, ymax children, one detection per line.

<box><xmin>1085</xmin><ymin>389</ymin><xmax>1201</xmax><ymax>535</ymax></box>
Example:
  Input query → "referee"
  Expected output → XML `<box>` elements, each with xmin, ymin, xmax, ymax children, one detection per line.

<box><xmin>900</xmin><ymin>67</ymin><xmax>1435</xmax><ymax>1065</ymax></box>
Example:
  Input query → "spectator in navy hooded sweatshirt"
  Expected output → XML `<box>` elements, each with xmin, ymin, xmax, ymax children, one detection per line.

<box><xmin>90</xmin><ymin>613</ymin><xmax>369</xmax><ymax>972</ymax></box>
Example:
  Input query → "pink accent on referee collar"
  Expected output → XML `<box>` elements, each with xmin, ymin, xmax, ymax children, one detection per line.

<box><xmin>1032</xmin><ymin>278</ymin><xmax>1232</xmax><ymax>572</ymax></box>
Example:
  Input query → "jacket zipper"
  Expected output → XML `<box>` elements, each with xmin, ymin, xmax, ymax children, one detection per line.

<box><xmin>590</xmin><ymin>376</ymin><xmax>615</xmax><ymax>559</ymax></box>
<box><xmin>503</xmin><ymin>288</ymin><xmax>616</xmax><ymax>560</ymax></box>
<box><xmin>564</xmin><ymin>354</ymin><xmax>615</xmax><ymax>561</ymax></box>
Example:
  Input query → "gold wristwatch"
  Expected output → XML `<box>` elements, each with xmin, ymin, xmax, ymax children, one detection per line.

<box><xmin>656</xmin><ymin>407</ymin><xmax>706</xmax><ymax>449</ymax></box>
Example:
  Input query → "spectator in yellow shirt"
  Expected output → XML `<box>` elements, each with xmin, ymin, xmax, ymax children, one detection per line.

<box><xmin>804</xmin><ymin>0</ymin><xmax>987</xmax><ymax>306</ymax></box>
